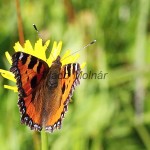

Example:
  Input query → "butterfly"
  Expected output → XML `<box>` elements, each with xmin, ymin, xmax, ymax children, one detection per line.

<box><xmin>10</xmin><ymin>52</ymin><xmax>81</xmax><ymax>132</ymax></box>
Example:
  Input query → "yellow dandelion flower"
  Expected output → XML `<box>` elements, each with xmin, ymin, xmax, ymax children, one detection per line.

<box><xmin>0</xmin><ymin>39</ymin><xmax>85</xmax><ymax>92</ymax></box>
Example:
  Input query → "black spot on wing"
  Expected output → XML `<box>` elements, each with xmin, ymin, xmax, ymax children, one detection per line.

<box><xmin>28</xmin><ymin>56</ymin><xmax>37</xmax><ymax>69</ymax></box>
<box><xmin>67</xmin><ymin>64</ymin><xmax>71</xmax><ymax>77</ymax></box>
<box><xmin>21</xmin><ymin>53</ymin><xmax>28</xmax><ymax>65</ymax></box>
<box><xmin>63</xmin><ymin>66</ymin><xmax>66</xmax><ymax>78</ymax></box>
<box><xmin>13</xmin><ymin>52</ymin><xmax>20</xmax><ymax>60</ymax></box>
<box><xmin>31</xmin><ymin>76</ymin><xmax>37</xmax><ymax>89</ymax></box>
<box><xmin>62</xmin><ymin>82</ymin><xmax>65</xmax><ymax>94</ymax></box>
<box><xmin>73</xmin><ymin>64</ymin><xmax>76</xmax><ymax>74</ymax></box>
<box><xmin>37</xmin><ymin>61</ymin><xmax>42</xmax><ymax>74</ymax></box>
<box><xmin>12</xmin><ymin>52</ymin><xmax>28</xmax><ymax>65</ymax></box>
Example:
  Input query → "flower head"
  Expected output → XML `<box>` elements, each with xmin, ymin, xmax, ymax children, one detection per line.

<box><xmin>0</xmin><ymin>39</ymin><xmax>85</xmax><ymax>92</ymax></box>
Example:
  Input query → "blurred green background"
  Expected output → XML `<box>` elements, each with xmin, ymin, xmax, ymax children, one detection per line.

<box><xmin>1</xmin><ymin>0</ymin><xmax>150</xmax><ymax>150</ymax></box>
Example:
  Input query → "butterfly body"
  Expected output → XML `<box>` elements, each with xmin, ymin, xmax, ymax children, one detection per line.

<box><xmin>10</xmin><ymin>52</ymin><xmax>80</xmax><ymax>132</ymax></box>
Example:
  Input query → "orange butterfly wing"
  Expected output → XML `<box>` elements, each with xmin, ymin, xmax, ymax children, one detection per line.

<box><xmin>45</xmin><ymin>63</ymin><xmax>80</xmax><ymax>132</ymax></box>
<box><xmin>10</xmin><ymin>52</ymin><xmax>49</xmax><ymax>131</ymax></box>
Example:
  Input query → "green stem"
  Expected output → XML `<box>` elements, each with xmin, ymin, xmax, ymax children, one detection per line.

<box><xmin>134</xmin><ymin>0</ymin><xmax>149</xmax><ymax>123</ymax></box>
<box><xmin>41</xmin><ymin>131</ymin><xmax>48</xmax><ymax>150</ymax></box>
<box><xmin>135</xmin><ymin>124</ymin><xmax>150</xmax><ymax>149</ymax></box>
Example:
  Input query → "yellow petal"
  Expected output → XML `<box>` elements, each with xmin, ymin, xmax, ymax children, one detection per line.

<box><xmin>61</xmin><ymin>50</ymin><xmax>71</xmax><ymax>60</ymax></box>
<box><xmin>0</xmin><ymin>69</ymin><xmax>16</xmax><ymax>82</ymax></box>
<box><xmin>4</xmin><ymin>85</ymin><xmax>18</xmax><ymax>92</ymax></box>
<box><xmin>33</xmin><ymin>39</ymin><xmax>50</xmax><ymax>61</ymax></box>
<box><xmin>5</xmin><ymin>51</ymin><xmax>12</xmax><ymax>64</ymax></box>
<box><xmin>44</xmin><ymin>40</ymin><xmax>50</xmax><ymax>52</ymax></box>
<box><xmin>81</xmin><ymin>62</ymin><xmax>86</xmax><ymax>69</ymax></box>
<box><xmin>14</xmin><ymin>42</ymin><xmax>24</xmax><ymax>52</ymax></box>
<box><xmin>62</xmin><ymin>54</ymin><xmax>80</xmax><ymax>65</ymax></box>
<box><xmin>24</xmin><ymin>40</ymin><xmax>34</xmax><ymax>54</ymax></box>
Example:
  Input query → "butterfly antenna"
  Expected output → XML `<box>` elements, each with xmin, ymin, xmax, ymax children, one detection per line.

<box><xmin>33</xmin><ymin>24</ymin><xmax>55</xmax><ymax>60</ymax></box>
<box><xmin>33</xmin><ymin>24</ymin><xmax>43</xmax><ymax>39</ymax></box>
<box><xmin>61</xmin><ymin>40</ymin><xmax>96</xmax><ymax>61</ymax></box>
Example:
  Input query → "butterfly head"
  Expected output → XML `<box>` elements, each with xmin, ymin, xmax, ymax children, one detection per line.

<box><xmin>52</xmin><ymin>56</ymin><xmax>62</xmax><ymax>66</ymax></box>
<box><xmin>46</xmin><ymin>55</ymin><xmax>62</xmax><ymax>89</ymax></box>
